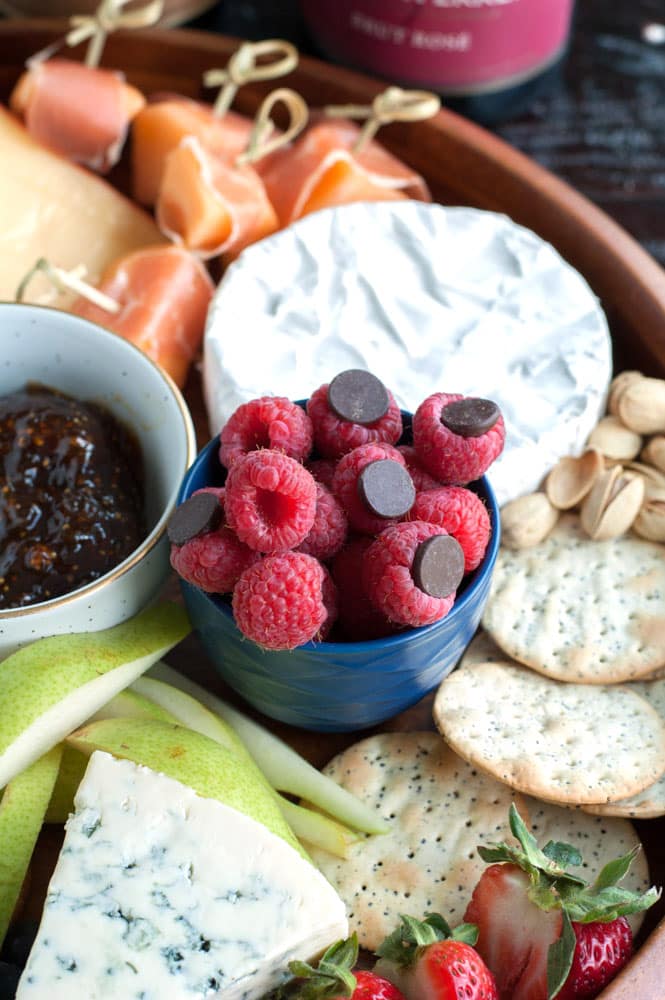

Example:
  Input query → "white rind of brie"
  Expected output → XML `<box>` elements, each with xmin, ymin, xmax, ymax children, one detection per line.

<box><xmin>203</xmin><ymin>202</ymin><xmax>611</xmax><ymax>506</ymax></box>
<box><xmin>17</xmin><ymin>751</ymin><xmax>348</xmax><ymax>1000</ymax></box>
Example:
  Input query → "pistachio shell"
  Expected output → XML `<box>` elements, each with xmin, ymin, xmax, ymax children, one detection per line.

<box><xmin>579</xmin><ymin>466</ymin><xmax>645</xmax><ymax>540</ymax></box>
<box><xmin>633</xmin><ymin>486</ymin><xmax>665</xmax><ymax>542</ymax></box>
<box><xmin>623</xmin><ymin>460</ymin><xmax>665</xmax><ymax>490</ymax></box>
<box><xmin>641</xmin><ymin>436</ymin><xmax>665</xmax><ymax>474</ymax></box>
<box><xmin>618</xmin><ymin>378</ymin><xmax>665</xmax><ymax>434</ymax></box>
<box><xmin>607</xmin><ymin>370</ymin><xmax>644</xmax><ymax>416</ymax></box>
<box><xmin>500</xmin><ymin>493</ymin><xmax>559</xmax><ymax>550</ymax></box>
<box><xmin>587</xmin><ymin>416</ymin><xmax>642</xmax><ymax>461</ymax></box>
<box><xmin>545</xmin><ymin>449</ymin><xmax>603</xmax><ymax>509</ymax></box>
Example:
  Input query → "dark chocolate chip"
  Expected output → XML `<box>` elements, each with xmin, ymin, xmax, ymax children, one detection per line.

<box><xmin>441</xmin><ymin>398</ymin><xmax>500</xmax><ymax>438</ymax></box>
<box><xmin>357</xmin><ymin>460</ymin><xmax>416</xmax><ymax>518</ymax></box>
<box><xmin>328</xmin><ymin>369</ymin><xmax>390</xmax><ymax>425</ymax></box>
<box><xmin>412</xmin><ymin>534</ymin><xmax>465</xmax><ymax>598</ymax></box>
<box><xmin>167</xmin><ymin>492</ymin><xmax>222</xmax><ymax>546</ymax></box>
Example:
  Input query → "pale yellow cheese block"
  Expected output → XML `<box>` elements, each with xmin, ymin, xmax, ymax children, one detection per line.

<box><xmin>0</xmin><ymin>106</ymin><xmax>164</xmax><ymax>308</ymax></box>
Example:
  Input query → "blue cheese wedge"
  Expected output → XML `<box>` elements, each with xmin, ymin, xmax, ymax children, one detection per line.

<box><xmin>17</xmin><ymin>751</ymin><xmax>348</xmax><ymax>999</ymax></box>
<box><xmin>203</xmin><ymin>202</ymin><xmax>611</xmax><ymax>506</ymax></box>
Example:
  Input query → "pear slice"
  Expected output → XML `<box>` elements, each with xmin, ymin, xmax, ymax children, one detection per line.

<box><xmin>131</xmin><ymin>676</ymin><xmax>361</xmax><ymax>857</ymax></box>
<box><xmin>150</xmin><ymin>663</ymin><xmax>390</xmax><ymax>834</ymax></box>
<box><xmin>0</xmin><ymin>745</ymin><xmax>63</xmax><ymax>947</ymax></box>
<box><xmin>45</xmin><ymin>689</ymin><xmax>177</xmax><ymax>825</ymax></box>
<box><xmin>279</xmin><ymin>798</ymin><xmax>361</xmax><ymax>858</ymax></box>
<box><xmin>67</xmin><ymin>717</ymin><xmax>306</xmax><ymax>858</ymax></box>
<box><xmin>0</xmin><ymin>603</ymin><xmax>190</xmax><ymax>791</ymax></box>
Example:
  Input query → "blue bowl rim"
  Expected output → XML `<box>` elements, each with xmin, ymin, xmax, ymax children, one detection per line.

<box><xmin>176</xmin><ymin>412</ymin><xmax>501</xmax><ymax>656</ymax></box>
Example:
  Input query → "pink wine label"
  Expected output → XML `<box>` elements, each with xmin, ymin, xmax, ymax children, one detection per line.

<box><xmin>301</xmin><ymin>0</ymin><xmax>575</xmax><ymax>94</ymax></box>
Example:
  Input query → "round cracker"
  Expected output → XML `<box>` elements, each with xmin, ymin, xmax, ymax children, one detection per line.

<box><xmin>308</xmin><ymin>731</ymin><xmax>527</xmax><ymax>951</ymax></box>
<box><xmin>584</xmin><ymin>678</ymin><xmax>665</xmax><ymax>818</ymax></box>
<box><xmin>433</xmin><ymin>661</ymin><xmax>665</xmax><ymax>805</ymax></box>
<box><xmin>524</xmin><ymin>797</ymin><xmax>650</xmax><ymax>934</ymax></box>
<box><xmin>482</xmin><ymin>515</ymin><xmax>665</xmax><ymax>683</ymax></box>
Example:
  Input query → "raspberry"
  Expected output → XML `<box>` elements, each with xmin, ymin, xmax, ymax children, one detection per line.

<box><xmin>170</xmin><ymin>527</ymin><xmax>259</xmax><ymax>593</ymax></box>
<box><xmin>307</xmin><ymin>382</ymin><xmax>402</xmax><ymax>459</ymax></box>
<box><xmin>170</xmin><ymin>485</ymin><xmax>260</xmax><ymax>592</ymax></box>
<box><xmin>224</xmin><ymin>450</ymin><xmax>317</xmax><ymax>552</ymax></box>
<box><xmin>362</xmin><ymin>521</ymin><xmax>459</xmax><ymax>627</ymax></box>
<box><xmin>330</xmin><ymin>537</ymin><xmax>395</xmax><ymax>641</ymax></box>
<box><xmin>306</xmin><ymin>458</ymin><xmax>337</xmax><ymax>492</ymax></box>
<box><xmin>412</xmin><ymin>392</ymin><xmax>505</xmax><ymax>485</ymax></box>
<box><xmin>232</xmin><ymin>552</ymin><xmax>337</xmax><ymax>649</ymax></box>
<box><xmin>297</xmin><ymin>482</ymin><xmax>348</xmax><ymax>561</ymax></box>
<box><xmin>410</xmin><ymin>486</ymin><xmax>491</xmax><ymax>572</ymax></box>
<box><xmin>219</xmin><ymin>396</ymin><xmax>313</xmax><ymax>468</ymax></box>
<box><xmin>332</xmin><ymin>442</ymin><xmax>411</xmax><ymax>535</ymax></box>
<box><xmin>397</xmin><ymin>445</ymin><xmax>442</xmax><ymax>492</ymax></box>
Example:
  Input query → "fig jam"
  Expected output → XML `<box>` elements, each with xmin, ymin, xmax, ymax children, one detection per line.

<box><xmin>0</xmin><ymin>384</ymin><xmax>145</xmax><ymax>610</ymax></box>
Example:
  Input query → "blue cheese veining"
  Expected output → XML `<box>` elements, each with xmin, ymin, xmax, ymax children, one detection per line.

<box><xmin>17</xmin><ymin>751</ymin><xmax>348</xmax><ymax>999</ymax></box>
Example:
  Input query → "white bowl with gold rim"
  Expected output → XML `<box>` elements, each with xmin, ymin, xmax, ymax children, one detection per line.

<box><xmin>0</xmin><ymin>303</ymin><xmax>196</xmax><ymax>659</ymax></box>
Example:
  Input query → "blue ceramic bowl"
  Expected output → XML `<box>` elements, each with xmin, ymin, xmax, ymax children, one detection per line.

<box><xmin>177</xmin><ymin>413</ymin><xmax>500</xmax><ymax>733</ymax></box>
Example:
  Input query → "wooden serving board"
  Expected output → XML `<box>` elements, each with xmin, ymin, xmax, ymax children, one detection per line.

<box><xmin>2</xmin><ymin>20</ymin><xmax>665</xmax><ymax>997</ymax></box>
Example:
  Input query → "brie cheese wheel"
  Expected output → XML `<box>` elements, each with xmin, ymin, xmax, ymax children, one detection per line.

<box><xmin>18</xmin><ymin>752</ymin><xmax>348</xmax><ymax>1000</ymax></box>
<box><xmin>204</xmin><ymin>202</ymin><xmax>611</xmax><ymax>505</ymax></box>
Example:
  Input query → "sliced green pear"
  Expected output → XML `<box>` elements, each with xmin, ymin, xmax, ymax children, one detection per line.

<box><xmin>151</xmin><ymin>663</ymin><xmax>389</xmax><ymax>834</ymax></box>
<box><xmin>131</xmin><ymin>676</ymin><xmax>253</xmax><ymax>760</ymax></box>
<box><xmin>67</xmin><ymin>717</ymin><xmax>306</xmax><ymax>858</ymax></box>
<box><xmin>132</xmin><ymin>676</ymin><xmax>360</xmax><ymax>858</ymax></box>
<box><xmin>0</xmin><ymin>745</ymin><xmax>63</xmax><ymax>946</ymax></box>
<box><xmin>0</xmin><ymin>603</ymin><xmax>190</xmax><ymax>791</ymax></box>
<box><xmin>279</xmin><ymin>798</ymin><xmax>361</xmax><ymax>858</ymax></box>
<box><xmin>45</xmin><ymin>689</ymin><xmax>177</xmax><ymax>825</ymax></box>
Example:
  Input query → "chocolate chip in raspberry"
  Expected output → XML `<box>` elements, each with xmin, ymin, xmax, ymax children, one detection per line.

<box><xmin>441</xmin><ymin>398</ymin><xmax>500</xmax><ymax>438</ymax></box>
<box><xmin>328</xmin><ymin>369</ymin><xmax>390</xmax><ymax>425</ymax></box>
<box><xmin>412</xmin><ymin>534</ymin><xmax>465</xmax><ymax>598</ymax></box>
<box><xmin>357</xmin><ymin>459</ymin><xmax>415</xmax><ymax>518</ymax></box>
<box><xmin>167</xmin><ymin>492</ymin><xmax>222</xmax><ymax>546</ymax></box>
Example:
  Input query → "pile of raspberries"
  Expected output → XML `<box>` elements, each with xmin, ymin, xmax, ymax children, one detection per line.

<box><xmin>168</xmin><ymin>371</ymin><xmax>505</xmax><ymax>650</ymax></box>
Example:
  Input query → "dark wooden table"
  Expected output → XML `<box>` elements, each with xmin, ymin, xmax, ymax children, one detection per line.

<box><xmin>191</xmin><ymin>0</ymin><xmax>665</xmax><ymax>270</ymax></box>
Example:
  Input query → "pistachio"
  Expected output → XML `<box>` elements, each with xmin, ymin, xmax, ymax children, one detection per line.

<box><xmin>545</xmin><ymin>449</ymin><xmax>603</xmax><ymax>510</ymax></box>
<box><xmin>632</xmin><ymin>485</ymin><xmax>665</xmax><ymax>542</ymax></box>
<box><xmin>617</xmin><ymin>377</ymin><xmax>665</xmax><ymax>434</ymax></box>
<box><xmin>623</xmin><ymin>460</ymin><xmax>665</xmax><ymax>490</ymax></box>
<box><xmin>579</xmin><ymin>466</ymin><xmax>645</xmax><ymax>540</ymax></box>
<box><xmin>641</xmin><ymin>435</ymin><xmax>665</xmax><ymax>474</ymax></box>
<box><xmin>607</xmin><ymin>370</ymin><xmax>644</xmax><ymax>416</ymax></box>
<box><xmin>500</xmin><ymin>493</ymin><xmax>559</xmax><ymax>550</ymax></box>
<box><xmin>587</xmin><ymin>415</ymin><xmax>642</xmax><ymax>461</ymax></box>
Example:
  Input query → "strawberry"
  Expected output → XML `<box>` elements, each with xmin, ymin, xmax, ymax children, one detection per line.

<box><xmin>373</xmin><ymin>913</ymin><xmax>498</xmax><ymax>1000</ymax></box>
<box><xmin>464</xmin><ymin>804</ymin><xmax>660</xmax><ymax>1000</ymax></box>
<box><xmin>285</xmin><ymin>934</ymin><xmax>406</xmax><ymax>1000</ymax></box>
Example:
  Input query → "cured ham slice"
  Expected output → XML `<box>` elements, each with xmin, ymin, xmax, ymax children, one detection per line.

<box><xmin>258</xmin><ymin>117</ymin><xmax>431</xmax><ymax>226</ymax></box>
<box><xmin>156</xmin><ymin>136</ymin><xmax>279</xmax><ymax>261</ymax></box>
<box><xmin>10</xmin><ymin>58</ymin><xmax>145</xmax><ymax>173</ymax></box>
<box><xmin>71</xmin><ymin>245</ymin><xmax>214</xmax><ymax>389</ymax></box>
<box><xmin>131</xmin><ymin>96</ymin><xmax>253</xmax><ymax>206</ymax></box>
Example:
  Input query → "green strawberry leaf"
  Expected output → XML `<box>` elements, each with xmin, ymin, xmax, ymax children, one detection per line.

<box><xmin>543</xmin><ymin>840</ymin><xmax>583</xmax><ymax>869</ymax></box>
<box><xmin>479</xmin><ymin>805</ymin><xmax>585</xmax><ymax>889</ymax></box>
<box><xmin>592</xmin><ymin>847</ymin><xmax>639</xmax><ymax>892</ymax></box>
<box><xmin>547</xmin><ymin>910</ymin><xmax>576</xmax><ymax>1000</ymax></box>
<box><xmin>420</xmin><ymin>913</ymin><xmax>453</xmax><ymax>940</ymax></box>
<box><xmin>375</xmin><ymin>912</ymin><xmax>456</xmax><ymax>966</ymax></box>
<box><xmin>451</xmin><ymin>922</ymin><xmax>479</xmax><ymax>946</ymax></box>
<box><xmin>287</xmin><ymin>935</ymin><xmax>358</xmax><ymax>999</ymax></box>
<box><xmin>477</xmin><ymin>844</ymin><xmax>519</xmax><ymax>865</ymax></box>
<box><xmin>563</xmin><ymin>885</ymin><xmax>661</xmax><ymax>924</ymax></box>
